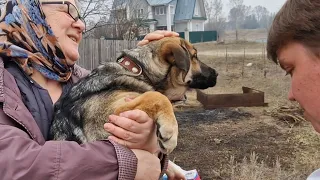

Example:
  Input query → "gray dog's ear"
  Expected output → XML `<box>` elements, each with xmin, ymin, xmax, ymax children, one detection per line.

<box><xmin>160</xmin><ymin>40</ymin><xmax>190</xmax><ymax>72</ymax></box>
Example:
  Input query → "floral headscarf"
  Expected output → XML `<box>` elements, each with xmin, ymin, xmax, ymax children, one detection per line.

<box><xmin>0</xmin><ymin>0</ymin><xmax>72</xmax><ymax>82</ymax></box>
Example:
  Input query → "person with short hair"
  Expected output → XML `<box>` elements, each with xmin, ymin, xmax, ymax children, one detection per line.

<box><xmin>267</xmin><ymin>0</ymin><xmax>320</xmax><ymax>179</ymax></box>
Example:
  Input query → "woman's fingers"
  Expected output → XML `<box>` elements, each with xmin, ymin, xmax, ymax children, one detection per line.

<box><xmin>137</xmin><ymin>30</ymin><xmax>180</xmax><ymax>46</ymax></box>
<box><xmin>118</xmin><ymin>110</ymin><xmax>153</xmax><ymax>124</ymax></box>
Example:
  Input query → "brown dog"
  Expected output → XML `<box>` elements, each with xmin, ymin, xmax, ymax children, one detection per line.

<box><xmin>50</xmin><ymin>37</ymin><xmax>218</xmax><ymax>154</ymax></box>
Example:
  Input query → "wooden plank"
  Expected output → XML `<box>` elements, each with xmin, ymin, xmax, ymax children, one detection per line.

<box><xmin>197</xmin><ymin>87</ymin><xmax>267</xmax><ymax>109</ymax></box>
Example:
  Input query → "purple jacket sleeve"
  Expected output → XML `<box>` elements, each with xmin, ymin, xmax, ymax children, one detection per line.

<box><xmin>0</xmin><ymin>124</ymin><xmax>137</xmax><ymax>180</ymax></box>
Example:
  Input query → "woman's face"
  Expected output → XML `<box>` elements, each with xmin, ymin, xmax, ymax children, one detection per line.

<box><xmin>41</xmin><ymin>0</ymin><xmax>85</xmax><ymax>65</ymax></box>
<box><xmin>278</xmin><ymin>42</ymin><xmax>320</xmax><ymax>133</ymax></box>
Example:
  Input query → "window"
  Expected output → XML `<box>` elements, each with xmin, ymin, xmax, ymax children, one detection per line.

<box><xmin>155</xmin><ymin>6</ymin><xmax>166</xmax><ymax>15</ymax></box>
<box><xmin>137</xmin><ymin>9</ymin><xmax>144</xmax><ymax>18</ymax></box>
<box><xmin>133</xmin><ymin>9</ymin><xmax>144</xmax><ymax>18</ymax></box>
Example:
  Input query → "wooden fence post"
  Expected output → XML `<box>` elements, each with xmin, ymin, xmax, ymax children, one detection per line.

<box><xmin>225</xmin><ymin>47</ymin><xmax>228</xmax><ymax>72</ymax></box>
<box><xmin>242</xmin><ymin>47</ymin><xmax>246</xmax><ymax>77</ymax></box>
<box><xmin>263</xmin><ymin>43</ymin><xmax>267</xmax><ymax>78</ymax></box>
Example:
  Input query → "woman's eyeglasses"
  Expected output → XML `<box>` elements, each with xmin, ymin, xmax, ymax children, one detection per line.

<box><xmin>41</xmin><ymin>1</ymin><xmax>84</xmax><ymax>22</ymax></box>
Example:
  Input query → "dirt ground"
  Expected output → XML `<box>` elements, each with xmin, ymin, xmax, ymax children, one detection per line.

<box><xmin>168</xmin><ymin>38</ymin><xmax>320</xmax><ymax>180</ymax></box>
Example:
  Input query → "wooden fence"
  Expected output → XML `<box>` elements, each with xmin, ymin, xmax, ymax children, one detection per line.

<box><xmin>78</xmin><ymin>39</ymin><xmax>139</xmax><ymax>70</ymax></box>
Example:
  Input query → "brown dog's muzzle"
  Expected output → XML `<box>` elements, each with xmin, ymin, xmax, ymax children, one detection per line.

<box><xmin>187</xmin><ymin>62</ymin><xmax>218</xmax><ymax>89</ymax></box>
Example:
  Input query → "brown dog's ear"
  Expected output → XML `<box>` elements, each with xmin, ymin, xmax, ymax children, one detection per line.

<box><xmin>160</xmin><ymin>40</ymin><xmax>190</xmax><ymax>72</ymax></box>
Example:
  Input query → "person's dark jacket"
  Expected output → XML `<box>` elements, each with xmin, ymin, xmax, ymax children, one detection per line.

<box><xmin>0</xmin><ymin>57</ymin><xmax>138</xmax><ymax>180</ymax></box>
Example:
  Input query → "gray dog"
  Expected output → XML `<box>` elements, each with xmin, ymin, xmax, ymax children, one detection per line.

<box><xmin>50</xmin><ymin>37</ymin><xmax>218</xmax><ymax>154</ymax></box>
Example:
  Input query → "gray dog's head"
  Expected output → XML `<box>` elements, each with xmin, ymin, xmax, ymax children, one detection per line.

<box><xmin>122</xmin><ymin>37</ymin><xmax>218</xmax><ymax>101</ymax></box>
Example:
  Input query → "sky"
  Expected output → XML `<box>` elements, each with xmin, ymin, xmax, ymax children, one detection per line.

<box><xmin>223</xmin><ymin>0</ymin><xmax>287</xmax><ymax>16</ymax></box>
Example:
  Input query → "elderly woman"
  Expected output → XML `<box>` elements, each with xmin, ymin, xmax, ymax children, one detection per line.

<box><xmin>0</xmin><ymin>0</ymin><xmax>183</xmax><ymax>179</ymax></box>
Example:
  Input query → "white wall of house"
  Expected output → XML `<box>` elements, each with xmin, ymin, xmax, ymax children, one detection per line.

<box><xmin>153</xmin><ymin>5</ymin><xmax>167</xmax><ymax>26</ymax></box>
<box><xmin>166</xmin><ymin>5</ymin><xmax>171</xmax><ymax>31</ymax></box>
<box><xmin>168</xmin><ymin>1</ymin><xmax>176</xmax><ymax>28</ymax></box>
<box><xmin>174</xmin><ymin>20</ymin><xmax>205</xmax><ymax>32</ymax></box>
<box><xmin>191</xmin><ymin>20</ymin><xmax>205</xmax><ymax>31</ymax></box>
<box><xmin>149</xmin><ymin>23</ymin><xmax>156</xmax><ymax>32</ymax></box>
<box><xmin>127</xmin><ymin>0</ymin><xmax>149</xmax><ymax>19</ymax></box>
<box><xmin>174</xmin><ymin>22</ymin><xmax>188</xmax><ymax>32</ymax></box>
<box><xmin>151</xmin><ymin>1</ymin><xmax>177</xmax><ymax>28</ymax></box>
<box><xmin>148</xmin><ymin>6</ymin><xmax>153</xmax><ymax>19</ymax></box>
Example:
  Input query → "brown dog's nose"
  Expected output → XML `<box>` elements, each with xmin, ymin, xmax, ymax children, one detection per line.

<box><xmin>212</xmin><ymin>69</ymin><xmax>218</xmax><ymax>77</ymax></box>
<box><xmin>209</xmin><ymin>68</ymin><xmax>218</xmax><ymax>79</ymax></box>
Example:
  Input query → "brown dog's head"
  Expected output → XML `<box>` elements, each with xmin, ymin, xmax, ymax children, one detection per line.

<box><xmin>122</xmin><ymin>37</ymin><xmax>218</xmax><ymax>101</ymax></box>
<box><xmin>154</xmin><ymin>37</ymin><xmax>218</xmax><ymax>101</ymax></box>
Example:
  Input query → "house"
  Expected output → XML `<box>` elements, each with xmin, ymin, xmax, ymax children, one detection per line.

<box><xmin>110</xmin><ymin>0</ymin><xmax>207</xmax><ymax>34</ymax></box>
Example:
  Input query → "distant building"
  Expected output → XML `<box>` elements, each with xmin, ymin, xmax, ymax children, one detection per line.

<box><xmin>110</xmin><ymin>0</ymin><xmax>207</xmax><ymax>34</ymax></box>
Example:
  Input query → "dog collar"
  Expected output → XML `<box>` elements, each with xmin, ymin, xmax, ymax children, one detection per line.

<box><xmin>117</xmin><ymin>56</ymin><xmax>142</xmax><ymax>76</ymax></box>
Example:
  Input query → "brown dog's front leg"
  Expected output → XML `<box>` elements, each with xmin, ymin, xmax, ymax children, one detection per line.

<box><xmin>114</xmin><ymin>91</ymin><xmax>178</xmax><ymax>154</ymax></box>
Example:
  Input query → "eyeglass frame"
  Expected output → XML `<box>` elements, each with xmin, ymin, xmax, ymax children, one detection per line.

<box><xmin>41</xmin><ymin>1</ymin><xmax>84</xmax><ymax>22</ymax></box>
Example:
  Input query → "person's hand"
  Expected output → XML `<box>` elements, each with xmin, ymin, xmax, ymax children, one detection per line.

<box><xmin>132</xmin><ymin>149</ymin><xmax>161</xmax><ymax>180</ymax></box>
<box><xmin>166</xmin><ymin>161</ymin><xmax>186</xmax><ymax>180</ymax></box>
<box><xmin>137</xmin><ymin>30</ymin><xmax>179</xmax><ymax>46</ymax></box>
<box><xmin>104</xmin><ymin>109</ymin><xmax>159</xmax><ymax>153</ymax></box>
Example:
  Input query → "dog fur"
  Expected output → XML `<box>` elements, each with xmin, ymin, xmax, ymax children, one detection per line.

<box><xmin>50</xmin><ymin>37</ymin><xmax>218</xmax><ymax>154</ymax></box>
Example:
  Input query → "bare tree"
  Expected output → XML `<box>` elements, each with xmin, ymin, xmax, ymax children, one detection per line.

<box><xmin>265</xmin><ymin>12</ymin><xmax>276</xmax><ymax>30</ymax></box>
<box><xmin>78</xmin><ymin>0</ymin><xmax>113</xmax><ymax>37</ymax></box>
<box><xmin>204</xmin><ymin>0</ymin><xmax>212</xmax><ymax>21</ymax></box>
<box><xmin>204</xmin><ymin>0</ymin><xmax>226</xmax><ymax>40</ymax></box>
<box><xmin>205</xmin><ymin>0</ymin><xmax>223</xmax><ymax>22</ymax></box>
<box><xmin>253</xmin><ymin>5</ymin><xmax>270</xmax><ymax>29</ymax></box>
<box><xmin>106</xmin><ymin>0</ymin><xmax>150</xmax><ymax>40</ymax></box>
<box><xmin>212</xmin><ymin>0</ymin><xmax>223</xmax><ymax>23</ymax></box>
<box><xmin>253</xmin><ymin>5</ymin><xmax>269</xmax><ymax>22</ymax></box>
<box><xmin>228</xmin><ymin>0</ymin><xmax>251</xmax><ymax>41</ymax></box>
<box><xmin>242</xmin><ymin>15</ymin><xmax>259</xmax><ymax>29</ymax></box>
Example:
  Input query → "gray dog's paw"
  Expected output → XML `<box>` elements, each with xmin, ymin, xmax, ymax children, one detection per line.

<box><xmin>156</xmin><ymin>115</ymin><xmax>178</xmax><ymax>154</ymax></box>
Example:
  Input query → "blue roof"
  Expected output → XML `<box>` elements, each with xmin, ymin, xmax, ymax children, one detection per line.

<box><xmin>174</xmin><ymin>0</ymin><xmax>195</xmax><ymax>21</ymax></box>
<box><xmin>146</xmin><ymin>0</ymin><xmax>173</xmax><ymax>6</ymax></box>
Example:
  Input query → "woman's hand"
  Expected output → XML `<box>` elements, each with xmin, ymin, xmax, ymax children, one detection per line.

<box><xmin>104</xmin><ymin>109</ymin><xmax>159</xmax><ymax>153</ymax></box>
<box><xmin>137</xmin><ymin>30</ymin><xmax>179</xmax><ymax>46</ymax></box>
<box><xmin>166</xmin><ymin>161</ymin><xmax>186</xmax><ymax>180</ymax></box>
<box><xmin>132</xmin><ymin>149</ymin><xmax>161</xmax><ymax>180</ymax></box>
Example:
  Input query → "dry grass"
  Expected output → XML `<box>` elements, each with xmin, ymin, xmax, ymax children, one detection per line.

<box><xmin>227</xmin><ymin>152</ymin><xmax>305</xmax><ymax>180</ymax></box>
<box><xmin>225</xmin><ymin>127</ymin><xmax>320</xmax><ymax>180</ymax></box>
<box><xmin>266</xmin><ymin>105</ymin><xmax>306</xmax><ymax>127</ymax></box>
